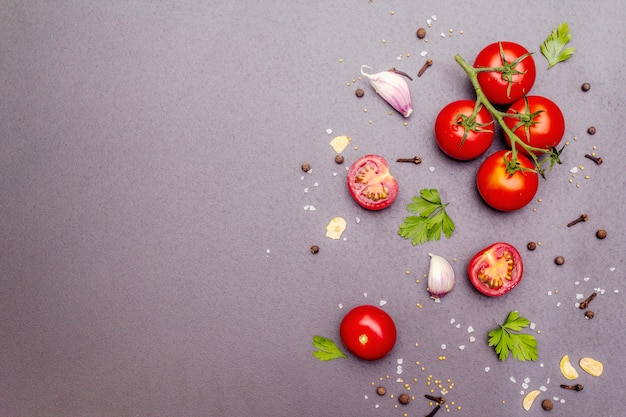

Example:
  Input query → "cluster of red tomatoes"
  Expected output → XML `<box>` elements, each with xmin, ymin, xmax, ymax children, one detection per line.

<box><xmin>435</xmin><ymin>42</ymin><xmax>565</xmax><ymax>211</ymax></box>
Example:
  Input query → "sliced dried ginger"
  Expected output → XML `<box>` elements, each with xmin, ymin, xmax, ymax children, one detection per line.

<box><xmin>329</xmin><ymin>135</ymin><xmax>351</xmax><ymax>154</ymax></box>
<box><xmin>559</xmin><ymin>355</ymin><xmax>579</xmax><ymax>379</ymax></box>
<box><xmin>325</xmin><ymin>217</ymin><xmax>347</xmax><ymax>240</ymax></box>
<box><xmin>579</xmin><ymin>357</ymin><xmax>603</xmax><ymax>376</ymax></box>
<box><xmin>522</xmin><ymin>389</ymin><xmax>540</xmax><ymax>411</ymax></box>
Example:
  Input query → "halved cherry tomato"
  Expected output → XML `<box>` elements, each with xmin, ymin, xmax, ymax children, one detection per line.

<box><xmin>340</xmin><ymin>305</ymin><xmax>396</xmax><ymax>361</ymax></box>
<box><xmin>474</xmin><ymin>42</ymin><xmax>536</xmax><ymax>106</ymax></box>
<box><xmin>476</xmin><ymin>150</ymin><xmax>538</xmax><ymax>212</ymax></box>
<box><xmin>504</xmin><ymin>96</ymin><xmax>565</xmax><ymax>156</ymax></box>
<box><xmin>347</xmin><ymin>155</ymin><xmax>398</xmax><ymax>210</ymax></box>
<box><xmin>468</xmin><ymin>242</ymin><xmax>523</xmax><ymax>297</ymax></box>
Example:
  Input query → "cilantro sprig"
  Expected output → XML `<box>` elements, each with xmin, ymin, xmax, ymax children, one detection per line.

<box><xmin>312</xmin><ymin>336</ymin><xmax>347</xmax><ymax>361</ymax></box>
<box><xmin>541</xmin><ymin>23</ymin><xmax>575</xmax><ymax>68</ymax></box>
<box><xmin>398</xmin><ymin>188</ymin><xmax>455</xmax><ymax>246</ymax></box>
<box><xmin>488</xmin><ymin>311</ymin><xmax>538</xmax><ymax>362</ymax></box>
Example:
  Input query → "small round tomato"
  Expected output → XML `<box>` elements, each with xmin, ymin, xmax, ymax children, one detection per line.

<box><xmin>476</xmin><ymin>150</ymin><xmax>538</xmax><ymax>212</ymax></box>
<box><xmin>435</xmin><ymin>100</ymin><xmax>495</xmax><ymax>160</ymax></box>
<box><xmin>340</xmin><ymin>305</ymin><xmax>396</xmax><ymax>361</ymax></box>
<box><xmin>474</xmin><ymin>42</ymin><xmax>536</xmax><ymax>106</ymax></box>
<box><xmin>504</xmin><ymin>96</ymin><xmax>565</xmax><ymax>156</ymax></box>
<box><xmin>468</xmin><ymin>242</ymin><xmax>523</xmax><ymax>297</ymax></box>
<box><xmin>347</xmin><ymin>155</ymin><xmax>398</xmax><ymax>210</ymax></box>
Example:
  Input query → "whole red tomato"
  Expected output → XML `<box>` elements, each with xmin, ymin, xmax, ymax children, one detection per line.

<box><xmin>474</xmin><ymin>42</ymin><xmax>536</xmax><ymax>106</ymax></box>
<box><xmin>468</xmin><ymin>242</ymin><xmax>523</xmax><ymax>297</ymax></box>
<box><xmin>347</xmin><ymin>155</ymin><xmax>398</xmax><ymax>210</ymax></box>
<box><xmin>340</xmin><ymin>305</ymin><xmax>396</xmax><ymax>361</ymax></box>
<box><xmin>435</xmin><ymin>100</ymin><xmax>495</xmax><ymax>160</ymax></box>
<box><xmin>504</xmin><ymin>96</ymin><xmax>565</xmax><ymax>156</ymax></box>
<box><xmin>476</xmin><ymin>150</ymin><xmax>538</xmax><ymax>212</ymax></box>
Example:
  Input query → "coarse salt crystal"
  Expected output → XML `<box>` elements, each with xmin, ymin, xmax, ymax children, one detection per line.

<box><xmin>530</xmin><ymin>322</ymin><xmax>536</xmax><ymax>330</ymax></box>
<box><xmin>547</xmin><ymin>290</ymin><xmax>552</xmax><ymax>296</ymax></box>
<box><xmin>450</xmin><ymin>318</ymin><xmax>456</xmax><ymax>324</ymax></box>
<box><xmin>397</xmin><ymin>365</ymin><xmax>403</xmax><ymax>374</ymax></box>
<box><xmin>560</xmin><ymin>399</ymin><xmax>565</xmax><ymax>404</ymax></box>
<box><xmin>304</xmin><ymin>205</ymin><xmax>309</xmax><ymax>210</ymax></box>
<box><xmin>575</xmin><ymin>281</ymin><xmax>580</xmax><ymax>285</ymax></box>
<box><xmin>375</xmin><ymin>404</ymin><xmax>380</xmax><ymax>408</ymax></box>
<box><xmin>431</xmin><ymin>15</ymin><xmax>437</xmax><ymax>20</ymax></box>
<box><xmin>333</xmin><ymin>172</ymin><xmax>337</xmax><ymax>176</ymax></box>
<box><xmin>304</xmin><ymin>188</ymin><xmax>309</xmax><ymax>193</ymax></box>
<box><xmin>440</xmin><ymin>32</ymin><xmax>446</xmax><ymax>37</ymax></box>
<box><xmin>467</xmin><ymin>325</ymin><xmax>474</xmax><ymax>333</ymax></box>
<box><xmin>355</xmin><ymin>217</ymin><xmax>361</xmax><ymax>224</ymax></box>
<box><xmin>441</xmin><ymin>344</ymin><xmax>446</xmax><ymax>349</ymax></box>
<box><xmin>615</xmin><ymin>289</ymin><xmax>620</xmax><ymax>294</ymax></box>
<box><xmin>426</xmin><ymin>19</ymin><xmax>432</xmax><ymax>25</ymax></box>
<box><xmin>584</xmin><ymin>277</ymin><xmax>590</xmax><ymax>281</ymax></box>
<box><xmin>610</xmin><ymin>267</ymin><xmax>616</xmax><ymax>272</ymax></box>
<box><xmin>397</xmin><ymin>358</ymin><xmax>403</xmax><ymax>364</ymax></box>
<box><xmin>429</xmin><ymin>166</ymin><xmax>435</xmax><ymax>172</ymax></box>
<box><xmin>266</xmin><ymin>249</ymin><xmax>270</xmax><ymax>254</ymax></box>
<box><xmin>524</xmin><ymin>377</ymin><xmax>531</xmax><ymax>383</ymax></box>
<box><xmin>338</xmin><ymin>303</ymin><xmax>343</xmax><ymax>309</ymax></box>
<box><xmin>510</xmin><ymin>376</ymin><xmax>517</xmax><ymax>383</ymax></box>
<box><xmin>570</xmin><ymin>167</ymin><xmax>579</xmax><ymax>173</ymax></box>
<box><xmin>540</xmin><ymin>386</ymin><xmax>547</xmax><ymax>392</ymax></box>
<box><xmin>363</xmin><ymin>292</ymin><xmax>368</xmax><ymax>297</ymax></box>
<box><xmin>326</xmin><ymin>128</ymin><xmax>333</xmax><ymax>134</ymax></box>
<box><xmin>576</xmin><ymin>293</ymin><xmax>584</xmax><ymax>299</ymax></box>
<box><xmin>455</xmin><ymin>323</ymin><xmax>461</xmax><ymax>328</ymax></box>
<box><xmin>379</xmin><ymin>300</ymin><xmax>387</xmax><ymax>306</ymax></box>
<box><xmin>485</xmin><ymin>367</ymin><xmax>490</xmax><ymax>372</ymax></box>
<box><xmin>522</xmin><ymin>383</ymin><xmax>529</xmax><ymax>390</ymax></box>
<box><xmin>469</xmin><ymin>336</ymin><xmax>476</xmax><ymax>343</ymax></box>
<box><xmin>313</xmin><ymin>182</ymin><xmax>319</xmax><ymax>186</ymax></box>
<box><xmin>459</xmin><ymin>345</ymin><xmax>465</xmax><ymax>350</ymax></box>
<box><xmin>364</xmin><ymin>395</ymin><xmax>368</xmax><ymax>399</ymax></box>
<box><xmin>420</xmin><ymin>51</ymin><xmax>428</xmax><ymax>57</ymax></box>
<box><xmin>309</xmin><ymin>205</ymin><xmax>316</xmax><ymax>211</ymax></box>
<box><xmin>556</xmin><ymin>302</ymin><xmax>561</xmax><ymax>307</ymax></box>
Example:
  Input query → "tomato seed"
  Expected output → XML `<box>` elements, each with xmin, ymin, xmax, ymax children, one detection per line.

<box><xmin>596</xmin><ymin>229</ymin><xmax>607</xmax><ymax>239</ymax></box>
<box><xmin>581</xmin><ymin>82</ymin><xmax>591</xmax><ymax>92</ymax></box>
<box><xmin>554</xmin><ymin>256</ymin><xmax>565</xmax><ymax>265</ymax></box>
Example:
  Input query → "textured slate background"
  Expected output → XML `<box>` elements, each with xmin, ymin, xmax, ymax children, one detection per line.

<box><xmin>1</xmin><ymin>1</ymin><xmax>625</xmax><ymax>416</ymax></box>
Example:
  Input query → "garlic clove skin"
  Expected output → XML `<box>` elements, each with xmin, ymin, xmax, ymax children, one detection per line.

<box><xmin>427</xmin><ymin>253</ymin><xmax>455</xmax><ymax>299</ymax></box>
<box><xmin>361</xmin><ymin>65</ymin><xmax>413</xmax><ymax>118</ymax></box>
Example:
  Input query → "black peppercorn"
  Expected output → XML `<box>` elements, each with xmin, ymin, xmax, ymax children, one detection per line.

<box><xmin>554</xmin><ymin>256</ymin><xmax>565</xmax><ymax>265</ymax></box>
<box><xmin>527</xmin><ymin>242</ymin><xmax>537</xmax><ymax>251</ymax></box>
<box><xmin>310</xmin><ymin>245</ymin><xmax>319</xmax><ymax>254</ymax></box>
<box><xmin>301</xmin><ymin>162</ymin><xmax>311</xmax><ymax>172</ymax></box>
<box><xmin>355</xmin><ymin>88</ymin><xmax>364</xmax><ymax>98</ymax></box>
<box><xmin>587</xmin><ymin>126</ymin><xmax>596</xmax><ymax>135</ymax></box>
<box><xmin>398</xmin><ymin>393</ymin><xmax>410</xmax><ymax>405</ymax></box>
<box><xmin>581</xmin><ymin>82</ymin><xmax>591</xmax><ymax>92</ymax></box>
<box><xmin>596</xmin><ymin>229</ymin><xmax>607</xmax><ymax>239</ymax></box>
<box><xmin>585</xmin><ymin>310</ymin><xmax>594</xmax><ymax>319</ymax></box>
<box><xmin>335</xmin><ymin>155</ymin><xmax>344</xmax><ymax>164</ymax></box>
<box><xmin>376</xmin><ymin>386</ymin><xmax>386</xmax><ymax>396</ymax></box>
<box><xmin>416</xmin><ymin>27</ymin><xmax>427</xmax><ymax>39</ymax></box>
<box><xmin>542</xmin><ymin>399</ymin><xmax>553</xmax><ymax>410</ymax></box>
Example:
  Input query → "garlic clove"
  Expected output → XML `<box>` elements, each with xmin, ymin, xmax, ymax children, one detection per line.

<box><xmin>427</xmin><ymin>253</ymin><xmax>455</xmax><ymax>299</ymax></box>
<box><xmin>361</xmin><ymin>65</ymin><xmax>413</xmax><ymax>118</ymax></box>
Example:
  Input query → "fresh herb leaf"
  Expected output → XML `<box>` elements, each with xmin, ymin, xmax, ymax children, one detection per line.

<box><xmin>398</xmin><ymin>188</ymin><xmax>455</xmax><ymax>246</ymax></box>
<box><xmin>541</xmin><ymin>23</ymin><xmax>575</xmax><ymax>68</ymax></box>
<box><xmin>312</xmin><ymin>335</ymin><xmax>347</xmax><ymax>361</ymax></box>
<box><xmin>488</xmin><ymin>311</ymin><xmax>538</xmax><ymax>362</ymax></box>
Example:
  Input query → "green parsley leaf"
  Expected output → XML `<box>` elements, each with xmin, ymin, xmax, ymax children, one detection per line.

<box><xmin>398</xmin><ymin>188</ymin><xmax>455</xmax><ymax>246</ymax></box>
<box><xmin>312</xmin><ymin>335</ymin><xmax>347</xmax><ymax>361</ymax></box>
<box><xmin>541</xmin><ymin>23</ymin><xmax>576</xmax><ymax>68</ymax></box>
<box><xmin>488</xmin><ymin>311</ymin><xmax>538</xmax><ymax>362</ymax></box>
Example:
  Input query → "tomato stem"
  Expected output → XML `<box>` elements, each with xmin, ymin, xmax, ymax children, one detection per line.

<box><xmin>454</xmin><ymin>54</ymin><xmax>561</xmax><ymax>177</ymax></box>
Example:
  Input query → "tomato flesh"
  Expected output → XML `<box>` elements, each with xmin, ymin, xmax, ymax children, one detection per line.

<box><xmin>340</xmin><ymin>305</ymin><xmax>396</xmax><ymax>361</ymax></box>
<box><xmin>468</xmin><ymin>242</ymin><xmax>523</xmax><ymax>297</ymax></box>
<box><xmin>347</xmin><ymin>155</ymin><xmax>398</xmax><ymax>210</ymax></box>
<box><xmin>476</xmin><ymin>150</ymin><xmax>538</xmax><ymax>212</ymax></box>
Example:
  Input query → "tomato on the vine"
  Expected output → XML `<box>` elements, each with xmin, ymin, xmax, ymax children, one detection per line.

<box><xmin>468</xmin><ymin>242</ymin><xmax>523</xmax><ymax>297</ymax></box>
<box><xmin>504</xmin><ymin>96</ymin><xmax>565</xmax><ymax>156</ymax></box>
<box><xmin>340</xmin><ymin>305</ymin><xmax>396</xmax><ymax>361</ymax></box>
<box><xmin>347</xmin><ymin>155</ymin><xmax>398</xmax><ymax>210</ymax></box>
<box><xmin>476</xmin><ymin>150</ymin><xmax>538</xmax><ymax>212</ymax></box>
<box><xmin>474</xmin><ymin>42</ymin><xmax>536</xmax><ymax>106</ymax></box>
<box><xmin>435</xmin><ymin>100</ymin><xmax>495</xmax><ymax>160</ymax></box>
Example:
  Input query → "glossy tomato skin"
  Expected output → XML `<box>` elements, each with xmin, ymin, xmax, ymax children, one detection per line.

<box><xmin>340</xmin><ymin>305</ymin><xmax>396</xmax><ymax>361</ymax></box>
<box><xmin>435</xmin><ymin>100</ymin><xmax>495</xmax><ymax>160</ymax></box>
<box><xmin>474</xmin><ymin>42</ymin><xmax>536</xmax><ymax>106</ymax></box>
<box><xmin>347</xmin><ymin>155</ymin><xmax>398</xmax><ymax>210</ymax></box>
<box><xmin>476</xmin><ymin>150</ymin><xmax>538</xmax><ymax>212</ymax></box>
<box><xmin>504</xmin><ymin>96</ymin><xmax>565</xmax><ymax>156</ymax></box>
<box><xmin>468</xmin><ymin>242</ymin><xmax>523</xmax><ymax>297</ymax></box>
